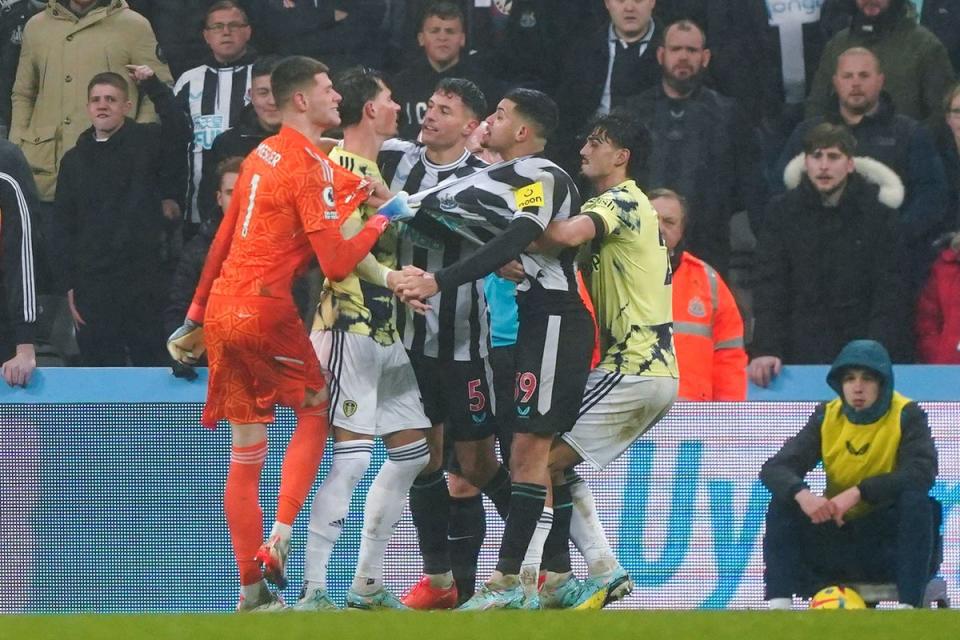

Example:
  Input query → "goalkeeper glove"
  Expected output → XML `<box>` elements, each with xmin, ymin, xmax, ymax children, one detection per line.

<box><xmin>376</xmin><ymin>191</ymin><xmax>416</xmax><ymax>222</ymax></box>
<box><xmin>167</xmin><ymin>319</ymin><xmax>205</xmax><ymax>365</ymax></box>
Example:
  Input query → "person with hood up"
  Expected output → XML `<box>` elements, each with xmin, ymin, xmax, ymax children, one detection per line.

<box><xmin>759</xmin><ymin>339</ymin><xmax>940</xmax><ymax>609</ymax></box>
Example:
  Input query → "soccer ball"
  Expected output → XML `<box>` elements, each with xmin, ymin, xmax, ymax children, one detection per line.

<box><xmin>809</xmin><ymin>586</ymin><xmax>867</xmax><ymax>610</ymax></box>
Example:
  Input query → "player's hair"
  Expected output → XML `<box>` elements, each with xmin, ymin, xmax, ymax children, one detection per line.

<box><xmin>87</xmin><ymin>72</ymin><xmax>129</xmax><ymax>99</ymax></box>
<box><xmin>663</xmin><ymin>19</ymin><xmax>707</xmax><ymax>48</ymax></box>
<box><xmin>334</xmin><ymin>66</ymin><xmax>388</xmax><ymax>128</ymax></box>
<box><xmin>216</xmin><ymin>156</ymin><xmax>244</xmax><ymax>184</ymax></box>
<box><xmin>252</xmin><ymin>55</ymin><xmax>283</xmax><ymax>79</ymax></box>
<box><xmin>271</xmin><ymin>56</ymin><xmax>330</xmax><ymax>109</ymax></box>
<box><xmin>205</xmin><ymin>0</ymin><xmax>249</xmax><ymax>25</ymax></box>
<box><xmin>647</xmin><ymin>188</ymin><xmax>689</xmax><ymax>220</ymax></box>
<box><xmin>503</xmin><ymin>88</ymin><xmax>558</xmax><ymax>140</ymax></box>
<box><xmin>434</xmin><ymin>77</ymin><xmax>487</xmax><ymax>120</ymax></box>
<box><xmin>803</xmin><ymin>122</ymin><xmax>857</xmax><ymax>157</ymax></box>
<box><xmin>836</xmin><ymin>46</ymin><xmax>884</xmax><ymax>75</ymax></box>
<box><xmin>584</xmin><ymin>109</ymin><xmax>651</xmax><ymax>178</ymax></box>
<box><xmin>419</xmin><ymin>1</ymin><xmax>464</xmax><ymax>31</ymax></box>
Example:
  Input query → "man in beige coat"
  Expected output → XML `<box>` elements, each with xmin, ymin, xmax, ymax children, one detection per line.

<box><xmin>11</xmin><ymin>0</ymin><xmax>172</xmax><ymax>205</ymax></box>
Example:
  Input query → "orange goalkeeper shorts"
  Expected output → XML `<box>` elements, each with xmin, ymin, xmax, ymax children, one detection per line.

<box><xmin>202</xmin><ymin>295</ymin><xmax>326</xmax><ymax>428</ymax></box>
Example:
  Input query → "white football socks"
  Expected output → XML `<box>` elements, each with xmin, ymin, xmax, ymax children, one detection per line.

<box><xmin>302</xmin><ymin>440</ymin><xmax>373</xmax><ymax>592</ymax></box>
<box><xmin>520</xmin><ymin>506</ymin><xmax>554</xmax><ymax>597</ymax></box>
<box><xmin>353</xmin><ymin>439</ymin><xmax>430</xmax><ymax>595</ymax></box>
<box><xmin>569</xmin><ymin>477</ymin><xmax>619</xmax><ymax>577</ymax></box>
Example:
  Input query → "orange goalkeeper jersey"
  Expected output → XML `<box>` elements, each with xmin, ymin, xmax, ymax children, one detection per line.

<box><xmin>188</xmin><ymin>126</ymin><xmax>372</xmax><ymax>322</ymax></box>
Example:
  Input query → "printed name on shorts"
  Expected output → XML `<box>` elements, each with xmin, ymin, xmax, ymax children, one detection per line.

<box><xmin>514</xmin><ymin>181</ymin><xmax>545</xmax><ymax>210</ymax></box>
<box><xmin>255</xmin><ymin>143</ymin><xmax>282</xmax><ymax>167</ymax></box>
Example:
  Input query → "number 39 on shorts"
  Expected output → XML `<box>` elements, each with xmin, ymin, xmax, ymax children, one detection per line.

<box><xmin>515</xmin><ymin>371</ymin><xmax>538</xmax><ymax>404</ymax></box>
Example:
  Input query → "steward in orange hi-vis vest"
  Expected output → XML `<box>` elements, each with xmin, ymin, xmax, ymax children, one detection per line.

<box><xmin>671</xmin><ymin>251</ymin><xmax>747</xmax><ymax>401</ymax></box>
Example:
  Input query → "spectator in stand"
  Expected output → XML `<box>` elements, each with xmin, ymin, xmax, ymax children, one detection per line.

<box><xmin>775</xmin><ymin>47</ymin><xmax>948</xmax><ymax>290</ymax></box>
<box><xmin>626</xmin><ymin>19</ymin><xmax>766</xmax><ymax>277</ymax></box>
<box><xmin>485</xmin><ymin>0</ymin><xmax>604</xmax><ymax>94</ymax></box>
<box><xmin>0</xmin><ymin>1</ymin><xmax>43</xmax><ymax>139</ymax></box>
<box><xmin>260</xmin><ymin>0</ymin><xmax>386</xmax><ymax>75</ymax></box>
<box><xmin>915</xmin><ymin>231</ymin><xmax>960</xmax><ymax>363</ymax></box>
<box><xmin>163</xmin><ymin>155</ymin><xmax>241</xmax><ymax>377</ymax></box>
<box><xmin>175</xmin><ymin>0</ymin><xmax>257</xmax><ymax>229</ymax></box>
<box><xmin>934</xmin><ymin>83</ymin><xmax>960</xmax><ymax>228</ymax></box>
<box><xmin>126</xmin><ymin>0</ymin><xmax>264</xmax><ymax>79</ymax></box>
<box><xmin>806</xmin><ymin>0</ymin><xmax>954</xmax><ymax>122</ymax></box>
<box><xmin>10</xmin><ymin>0</ymin><xmax>172</xmax><ymax>255</ymax></box>
<box><xmin>554</xmin><ymin>0</ymin><xmax>661</xmax><ymax>172</ymax></box>
<box><xmin>821</xmin><ymin>0</ymin><xmax>960</xmax><ymax>74</ymax></box>
<box><xmin>51</xmin><ymin>68</ymin><xmax>192</xmax><ymax>366</ymax></box>
<box><xmin>749</xmin><ymin>123</ymin><xmax>907</xmax><ymax>388</ymax></box>
<box><xmin>196</xmin><ymin>55</ymin><xmax>281</xmax><ymax>223</ymax></box>
<box><xmin>0</xmin><ymin>137</ymin><xmax>38</xmax><ymax>386</ymax></box>
<box><xmin>651</xmin><ymin>188</ymin><xmax>747</xmax><ymax>401</ymax></box>
<box><xmin>391</xmin><ymin>1</ymin><xmax>499</xmax><ymax>140</ymax></box>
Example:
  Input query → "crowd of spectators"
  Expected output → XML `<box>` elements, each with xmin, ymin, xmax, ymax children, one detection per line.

<box><xmin>1</xmin><ymin>0</ymin><xmax>959</xmax><ymax>388</ymax></box>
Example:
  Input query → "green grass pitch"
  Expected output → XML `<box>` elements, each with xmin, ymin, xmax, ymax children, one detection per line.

<box><xmin>3</xmin><ymin>610</ymin><xmax>958</xmax><ymax>640</ymax></box>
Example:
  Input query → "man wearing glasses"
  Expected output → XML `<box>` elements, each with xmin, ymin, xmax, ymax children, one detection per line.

<box><xmin>174</xmin><ymin>0</ymin><xmax>257</xmax><ymax>235</ymax></box>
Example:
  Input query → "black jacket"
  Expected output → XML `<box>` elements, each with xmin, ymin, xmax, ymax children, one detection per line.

<box><xmin>775</xmin><ymin>94</ymin><xmax>949</xmax><ymax>288</ymax></box>
<box><xmin>0</xmin><ymin>137</ymin><xmax>38</xmax><ymax>345</ymax></box>
<box><xmin>760</xmin><ymin>339</ymin><xmax>937</xmax><ymax>506</ymax></box>
<box><xmin>259</xmin><ymin>0</ymin><xmax>384</xmax><ymax>74</ymax></box>
<box><xmin>0</xmin><ymin>0</ymin><xmax>43</xmax><ymax>136</ymax></box>
<box><xmin>196</xmin><ymin>103</ymin><xmax>273</xmax><ymax>222</ymax></box>
<box><xmin>752</xmin><ymin>168</ymin><xmax>908</xmax><ymax>364</ymax></box>
<box><xmin>553</xmin><ymin>20</ymin><xmax>662</xmax><ymax>170</ymax></box>
<box><xmin>626</xmin><ymin>83</ymin><xmax>766</xmax><ymax>275</ymax></box>
<box><xmin>391</xmin><ymin>54</ymin><xmax>502</xmax><ymax>141</ymax></box>
<box><xmin>50</xmin><ymin>76</ymin><xmax>191</xmax><ymax>292</ymax></box>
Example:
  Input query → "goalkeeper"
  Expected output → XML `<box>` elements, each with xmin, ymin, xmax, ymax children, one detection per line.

<box><xmin>167</xmin><ymin>56</ymin><xmax>411</xmax><ymax>612</ymax></box>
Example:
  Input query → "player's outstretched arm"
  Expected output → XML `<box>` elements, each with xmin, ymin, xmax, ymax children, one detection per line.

<box><xmin>529</xmin><ymin>214</ymin><xmax>600</xmax><ymax>252</ymax></box>
<box><xmin>434</xmin><ymin>217</ymin><xmax>544</xmax><ymax>292</ymax></box>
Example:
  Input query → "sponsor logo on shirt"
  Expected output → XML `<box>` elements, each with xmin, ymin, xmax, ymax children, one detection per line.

<box><xmin>514</xmin><ymin>181</ymin><xmax>544</xmax><ymax>210</ymax></box>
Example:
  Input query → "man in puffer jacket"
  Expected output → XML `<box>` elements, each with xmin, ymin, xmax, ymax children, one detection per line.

<box><xmin>760</xmin><ymin>338</ymin><xmax>940</xmax><ymax>609</ymax></box>
<box><xmin>915</xmin><ymin>232</ymin><xmax>960</xmax><ymax>363</ymax></box>
<box><xmin>749</xmin><ymin>122</ymin><xmax>909</xmax><ymax>388</ymax></box>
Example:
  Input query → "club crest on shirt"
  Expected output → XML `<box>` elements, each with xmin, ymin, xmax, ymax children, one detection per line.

<box><xmin>439</xmin><ymin>193</ymin><xmax>458</xmax><ymax>211</ymax></box>
<box><xmin>343</xmin><ymin>400</ymin><xmax>358</xmax><ymax>417</ymax></box>
<box><xmin>687</xmin><ymin>296</ymin><xmax>706</xmax><ymax>318</ymax></box>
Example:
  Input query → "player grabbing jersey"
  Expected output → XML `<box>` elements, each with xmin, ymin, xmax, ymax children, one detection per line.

<box><xmin>397</xmin><ymin>89</ymin><xmax>593</xmax><ymax>610</ymax></box>
<box><xmin>167</xmin><ymin>57</ymin><xmax>408</xmax><ymax>612</ymax></box>
<box><xmin>532</xmin><ymin>110</ymin><xmax>679</xmax><ymax>609</ymax></box>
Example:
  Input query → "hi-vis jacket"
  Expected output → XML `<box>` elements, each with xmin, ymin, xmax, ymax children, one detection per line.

<box><xmin>672</xmin><ymin>251</ymin><xmax>747</xmax><ymax>401</ymax></box>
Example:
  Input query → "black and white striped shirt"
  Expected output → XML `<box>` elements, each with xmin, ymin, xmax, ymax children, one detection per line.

<box><xmin>378</xmin><ymin>138</ymin><xmax>489</xmax><ymax>361</ymax></box>
<box><xmin>174</xmin><ymin>58</ymin><xmax>253</xmax><ymax>223</ymax></box>
<box><xmin>415</xmin><ymin>154</ymin><xmax>582</xmax><ymax>297</ymax></box>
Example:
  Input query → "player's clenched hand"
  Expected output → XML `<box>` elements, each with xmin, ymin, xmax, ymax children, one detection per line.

<box><xmin>387</xmin><ymin>269</ymin><xmax>431</xmax><ymax>315</ymax></box>
<box><xmin>396</xmin><ymin>272</ymin><xmax>439</xmax><ymax>304</ymax></box>
<box><xmin>496</xmin><ymin>260</ymin><xmax>525</xmax><ymax>283</ymax></box>
<box><xmin>364</xmin><ymin>181</ymin><xmax>394</xmax><ymax>210</ymax></box>
<box><xmin>795</xmin><ymin>489</ymin><xmax>835</xmax><ymax>525</ymax></box>
<box><xmin>167</xmin><ymin>319</ymin><xmax>206</xmax><ymax>366</ymax></box>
